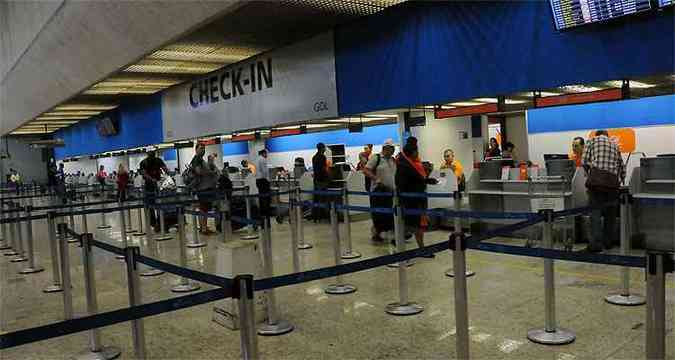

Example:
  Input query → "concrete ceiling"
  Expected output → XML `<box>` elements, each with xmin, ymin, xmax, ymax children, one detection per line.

<box><xmin>4</xmin><ymin>0</ymin><xmax>405</xmax><ymax>136</ymax></box>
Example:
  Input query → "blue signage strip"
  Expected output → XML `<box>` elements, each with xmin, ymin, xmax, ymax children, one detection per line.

<box><xmin>222</xmin><ymin>141</ymin><xmax>249</xmax><ymax>156</ymax></box>
<box><xmin>527</xmin><ymin>94</ymin><xmax>675</xmax><ymax>134</ymax></box>
<box><xmin>265</xmin><ymin>124</ymin><xmax>399</xmax><ymax>153</ymax></box>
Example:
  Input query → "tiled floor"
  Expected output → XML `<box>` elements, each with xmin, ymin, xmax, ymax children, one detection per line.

<box><xmin>1</xmin><ymin>197</ymin><xmax>673</xmax><ymax>359</ymax></box>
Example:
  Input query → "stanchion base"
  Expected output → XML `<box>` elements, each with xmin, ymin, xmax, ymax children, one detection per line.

<box><xmin>387</xmin><ymin>259</ymin><xmax>415</xmax><ymax>268</ymax></box>
<box><xmin>171</xmin><ymin>282</ymin><xmax>201</xmax><ymax>293</ymax></box>
<box><xmin>19</xmin><ymin>266</ymin><xmax>44</xmax><ymax>274</ymax></box>
<box><xmin>605</xmin><ymin>293</ymin><xmax>646</xmax><ymax>306</ymax></box>
<box><xmin>3</xmin><ymin>250</ymin><xmax>18</xmax><ymax>256</ymax></box>
<box><xmin>74</xmin><ymin>345</ymin><xmax>122</xmax><ymax>360</ymax></box>
<box><xmin>325</xmin><ymin>284</ymin><xmax>357</xmax><ymax>295</ymax></box>
<box><xmin>257</xmin><ymin>320</ymin><xmax>294</xmax><ymax>336</ymax></box>
<box><xmin>298</xmin><ymin>243</ymin><xmax>313</xmax><ymax>250</ymax></box>
<box><xmin>139</xmin><ymin>268</ymin><xmax>165</xmax><ymax>277</ymax></box>
<box><xmin>445</xmin><ymin>269</ymin><xmax>476</xmax><ymax>278</ymax></box>
<box><xmin>154</xmin><ymin>235</ymin><xmax>173</xmax><ymax>242</ymax></box>
<box><xmin>68</xmin><ymin>238</ymin><xmax>80</xmax><ymax>244</ymax></box>
<box><xmin>10</xmin><ymin>256</ymin><xmax>28</xmax><ymax>262</ymax></box>
<box><xmin>527</xmin><ymin>328</ymin><xmax>576</xmax><ymax>345</ymax></box>
<box><xmin>241</xmin><ymin>234</ymin><xmax>259</xmax><ymax>240</ymax></box>
<box><xmin>43</xmin><ymin>284</ymin><xmax>63</xmax><ymax>293</ymax></box>
<box><xmin>97</xmin><ymin>225</ymin><xmax>112</xmax><ymax>229</ymax></box>
<box><xmin>132</xmin><ymin>232</ymin><xmax>146</xmax><ymax>237</ymax></box>
<box><xmin>0</xmin><ymin>244</ymin><xmax>12</xmax><ymax>250</ymax></box>
<box><xmin>115</xmin><ymin>255</ymin><xmax>126</xmax><ymax>260</ymax></box>
<box><xmin>341</xmin><ymin>251</ymin><xmax>362</xmax><ymax>260</ymax></box>
<box><xmin>186</xmin><ymin>242</ymin><xmax>207</xmax><ymax>248</ymax></box>
<box><xmin>385</xmin><ymin>302</ymin><xmax>424</xmax><ymax>316</ymax></box>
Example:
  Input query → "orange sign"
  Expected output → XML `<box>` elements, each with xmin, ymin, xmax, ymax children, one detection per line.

<box><xmin>587</xmin><ymin>128</ymin><xmax>636</xmax><ymax>153</ymax></box>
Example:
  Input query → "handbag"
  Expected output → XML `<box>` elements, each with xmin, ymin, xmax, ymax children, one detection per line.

<box><xmin>586</xmin><ymin>167</ymin><xmax>620</xmax><ymax>192</ymax></box>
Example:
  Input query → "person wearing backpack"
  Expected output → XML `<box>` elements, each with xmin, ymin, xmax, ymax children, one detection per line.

<box><xmin>139</xmin><ymin>147</ymin><xmax>169</xmax><ymax>228</ymax></box>
<box><xmin>190</xmin><ymin>143</ymin><xmax>219</xmax><ymax>234</ymax></box>
<box><xmin>362</xmin><ymin>140</ymin><xmax>396</xmax><ymax>243</ymax></box>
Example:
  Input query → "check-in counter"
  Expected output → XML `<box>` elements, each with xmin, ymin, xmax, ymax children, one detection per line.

<box><xmin>630</xmin><ymin>156</ymin><xmax>675</xmax><ymax>253</ymax></box>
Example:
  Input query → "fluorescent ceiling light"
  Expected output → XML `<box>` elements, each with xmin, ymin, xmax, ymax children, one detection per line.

<box><xmin>36</xmin><ymin>116</ymin><xmax>90</xmax><ymax>120</ymax></box>
<box><xmin>448</xmin><ymin>101</ymin><xmax>484</xmax><ymax>107</ymax></box>
<box><xmin>364</xmin><ymin>114</ymin><xmax>399</xmax><ymax>118</ymax></box>
<box><xmin>472</xmin><ymin>98</ymin><xmax>527</xmax><ymax>105</ymax></box>
<box><xmin>53</xmin><ymin>104</ymin><xmax>118</xmax><ymax>111</ymax></box>
<box><xmin>604</xmin><ymin>80</ymin><xmax>656</xmax><ymax>89</ymax></box>
<box><xmin>29</xmin><ymin>121</ymin><xmax>78</xmax><ymax>126</ymax></box>
<box><xmin>421</xmin><ymin>105</ymin><xmax>455</xmax><ymax>110</ymax></box>
<box><xmin>558</xmin><ymin>85</ymin><xmax>603</xmax><ymax>93</ymax></box>
<box><xmin>43</xmin><ymin>111</ymin><xmax>102</xmax><ymax>116</ymax></box>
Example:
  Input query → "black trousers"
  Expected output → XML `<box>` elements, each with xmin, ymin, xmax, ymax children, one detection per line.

<box><xmin>256</xmin><ymin>178</ymin><xmax>271</xmax><ymax>217</ymax></box>
<box><xmin>589</xmin><ymin>189</ymin><xmax>618</xmax><ymax>250</ymax></box>
<box><xmin>370</xmin><ymin>188</ymin><xmax>393</xmax><ymax>234</ymax></box>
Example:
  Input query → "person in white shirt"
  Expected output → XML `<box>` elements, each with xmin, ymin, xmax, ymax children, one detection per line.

<box><xmin>255</xmin><ymin>149</ymin><xmax>271</xmax><ymax>217</ymax></box>
<box><xmin>362</xmin><ymin>140</ymin><xmax>396</xmax><ymax>242</ymax></box>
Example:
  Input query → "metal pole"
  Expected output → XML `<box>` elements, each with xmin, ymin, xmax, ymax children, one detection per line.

<box><xmin>19</xmin><ymin>206</ymin><xmax>44</xmax><ymax>274</ymax></box>
<box><xmin>3</xmin><ymin>205</ymin><xmax>18</xmax><ymax>256</ymax></box>
<box><xmin>124</xmin><ymin>246</ymin><xmax>147</xmax><ymax>359</ymax></box>
<box><xmin>387</xmin><ymin>194</ymin><xmax>414</xmax><ymax>269</ymax></box>
<box><xmin>446</xmin><ymin>191</ymin><xmax>475</xmax><ymax>278</ymax></box>
<box><xmin>75</xmin><ymin>233</ymin><xmax>122</xmax><ymax>360</ymax></box>
<box><xmin>527</xmin><ymin>210</ymin><xmax>575</xmax><ymax>345</ymax></box>
<box><xmin>43</xmin><ymin>212</ymin><xmax>63</xmax><ymax>293</ymax></box>
<box><xmin>67</xmin><ymin>206</ymin><xmax>78</xmax><ymax>243</ymax></box>
<box><xmin>11</xmin><ymin>205</ymin><xmax>27</xmax><ymax>262</ymax></box>
<box><xmin>236</xmin><ymin>275</ymin><xmax>259</xmax><ymax>360</ymax></box>
<box><xmin>341</xmin><ymin>188</ymin><xmax>360</xmax><ymax>259</ymax></box>
<box><xmin>645</xmin><ymin>252</ymin><xmax>667</xmax><ymax>360</ymax></box>
<box><xmin>289</xmin><ymin>192</ymin><xmax>300</xmax><ymax>273</ymax></box>
<box><xmin>133</xmin><ymin>206</ymin><xmax>146</xmax><ymax>237</ymax></box>
<box><xmin>241</xmin><ymin>186</ymin><xmax>259</xmax><ymax>240</ymax></box>
<box><xmin>451</xmin><ymin>233</ymin><xmax>470</xmax><ymax>360</ymax></box>
<box><xmin>606</xmin><ymin>192</ymin><xmax>645</xmax><ymax>305</ymax></box>
<box><xmin>295</xmin><ymin>186</ymin><xmax>311</xmax><ymax>249</ymax></box>
<box><xmin>187</xmin><ymin>211</ymin><xmax>206</xmax><ymax>248</ymax></box>
<box><xmin>0</xmin><ymin>205</ymin><xmax>10</xmax><ymax>250</ymax></box>
<box><xmin>324</xmin><ymin>201</ymin><xmax>357</xmax><ymax>295</ymax></box>
<box><xmin>126</xmin><ymin>208</ymin><xmax>136</xmax><ymax>234</ymax></box>
<box><xmin>139</xmin><ymin>206</ymin><xmax>164</xmax><ymax>277</ymax></box>
<box><xmin>98</xmin><ymin>197</ymin><xmax>111</xmax><ymax>229</ymax></box>
<box><xmin>116</xmin><ymin>203</ymin><xmax>128</xmax><ymax>260</ymax></box>
<box><xmin>386</xmin><ymin>194</ymin><xmax>423</xmax><ymax>315</ymax></box>
<box><xmin>220</xmin><ymin>199</ymin><xmax>233</xmax><ymax>243</ymax></box>
<box><xmin>58</xmin><ymin>223</ymin><xmax>74</xmax><ymax>320</ymax></box>
<box><xmin>258</xmin><ymin>217</ymin><xmax>294</xmax><ymax>335</ymax></box>
<box><xmin>154</xmin><ymin>208</ymin><xmax>172</xmax><ymax>241</ymax></box>
<box><xmin>171</xmin><ymin>207</ymin><xmax>200</xmax><ymax>293</ymax></box>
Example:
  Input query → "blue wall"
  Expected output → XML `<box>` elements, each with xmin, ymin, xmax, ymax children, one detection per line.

<box><xmin>266</xmin><ymin>124</ymin><xmax>399</xmax><ymax>152</ymax></box>
<box><xmin>222</xmin><ymin>141</ymin><xmax>249</xmax><ymax>156</ymax></box>
<box><xmin>54</xmin><ymin>94</ymin><xmax>163</xmax><ymax>160</ymax></box>
<box><xmin>335</xmin><ymin>1</ymin><xmax>674</xmax><ymax>115</ymax></box>
<box><xmin>528</xmin><ymin>94</ymin><xmax>675</xmax><ymax>134</ymax></box>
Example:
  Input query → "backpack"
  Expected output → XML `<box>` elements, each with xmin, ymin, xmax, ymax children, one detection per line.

<box><xmin>370</xmin><ymin>154</ymin><xmax>382</xmax><ymax>175</ymax></box>
<box><xmin>181</xmin><ymin>164</ymin><xmax>198</xmax><ymax>190</ymax></box>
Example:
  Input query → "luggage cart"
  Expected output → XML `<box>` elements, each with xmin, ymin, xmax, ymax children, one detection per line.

<box><xmin>526</xmin><ymin>176</ymin><xmax>574</xmax><ymax>251</ymax></box>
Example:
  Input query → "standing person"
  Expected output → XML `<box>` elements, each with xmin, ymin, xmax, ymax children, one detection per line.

<box><xmin>485</xmin><ymin>137</ymin><xmax>501</xmax><ymax>158</ymax></box>
<box><xmin>139</xmin><ymin>147</ymin><xmax>169</xmax><ymax>229</ymax></box>
<box><xmin>502</xmin><ymin>142</ymin><xmax>515</xmax><ymax>159</ymax></box>
<box><xmin>311</xmin><ymin>142</ymin><xmax>330</xmax><ymax>221</ymax></box>
<box><xmin>56</xmin><ymin>163</ymin><xmax>67</xmax><ymax>204</ymax></box>
<box><xmin>395</xmin><ymin>141</ymin><xmax>438</xmax><ymax>258</ymax></box>
<box><xmin>569</xmin><ymin>137</ymin><xmax>585</xmax><ymax>167</ymax></box>
<box><xmin>47</xmin><ymin>158</ymin><xmax>58</xmax><ymax>193</ymax></box>
<box><xmin>190</xmin><ymin>143</ymin><xmax>218</xmax><ymax>234</ymax></box>
<box><xmin>357</xmin><ymin>144</ymin><xmax>374</xmax><ymax>191</ymax></box>
<box><xmin>96</xmin><ymin>165</ymin><xmax>107</xmax><ymax>195</ymax></box>
<box><xmin>440</xmin><ymin>149</ymin><xmax>465</xmax><ymax>191</ymax></box>
<box><xmin>255</xmin><ymin>149</ymin><xmax>272</xmax><ymax>217</ymax></box>
<box><xmin>117</xmin><ymin>163</ymin><xmax>129</xmax><ymax>202</ymax></box>
<box><xmin>582</xmin><ymin>129</ymin><xmax>625</xmax><ymax>253</ymax></box>
<box><xmin>362</xmin><ymin>140</ymin><xmax>396</xmax><ymax>242</ymax></box>
<box><xmin>241</xmin><ymin>160</ymin><xmax>256</xmax><ymax>176</ymax></box>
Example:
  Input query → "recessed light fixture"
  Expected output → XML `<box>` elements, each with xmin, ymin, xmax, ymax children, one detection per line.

<box><xmin>604</xmin><ymin>80</ymin><xmax>656</xmax><ymax>89</ymax></box>
<box><xmin>558</xmin><ymin>85</ymin><xmax>603</xmax><ymax>93</ymax></box>
<box><xmin>448</xmin><ymin>101</ymin><xmax>484</xmax><ymax>107</ymax></box>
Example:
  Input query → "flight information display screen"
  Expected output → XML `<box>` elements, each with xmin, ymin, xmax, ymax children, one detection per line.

<box><xmin>550</xmin><ymin>0</ymin><xmax>652</xmax><ymax>30</ymax></box>
<box><xmin>658</xmin><ymin>0</ymin><xmax>673</xmax><ymax>7</ymax></box>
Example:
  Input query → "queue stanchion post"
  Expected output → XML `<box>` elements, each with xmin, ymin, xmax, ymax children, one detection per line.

<box><xmin>295</xmin><ymin>186</ymin><xmax>311</xmax><ymax>249</ymax></box>
<box><xmin>235</xmin><ymin>275</ymin><xmax>259</xmax><ymax>360</ymax></box>
<box><xmin>67</xmin><ymin>206</ymin><xmax>78</xmax><ymax>243</ymax></box>
<box><xmin>133</xmin><ymin>204</ymin><xmax>146</xmax><ymax>237</ymax></box>
<box><xmin>154</xmin><ymin>207</ymin><xmax>173</xmax><ymax>241</ymax></box>
<box><xmin>187</xmin><ymin>210</ymin><xmax>206</xmax><ymax>248</ymax></box>
<box><xmin>75</xmin><ymin>233</ymin><xmax>122</xmax><ymax>360</ymax></box>
<box><xmin>126</xmin><ymin>208</ymin><xmax>136</xmax><ymax>234</ymax></box>
<box><xmin>606</xmin><ymin>192</ymin><xmax>645</xmax><ymax>306</ymax></box>
<box><xmin>241</xmin><ymin>186</ymin><xmax>259</xmax><ymax>240</ymax></box>
<box><xmin>527</xmin><ymin>210</ymin><xmax>575</xmax><ymax>345</ymax></box>
<box><xmin>58</xmin><ymin>223</ymin><xmax>75</xmax><ymax>320</ymax></box>
<box><xmin>4</xmin><ymin>205</ymin><xmax>18</xmax><ymax>256</ymax></box>
<box><xmin>645</xmin><ymin>252</ymin><xmax>670</xmax><ymax>360</ymax></box>
<box><xmin>220</xmin><ymin>198</ymin><xmax>233</xmax><ymax>243</ymax></box>
<box><xmin>139</xmin><ymin>204</ymin><xmax>164</xmax><ymax>277</ymax></box>
<box><xmin>44</xmin><ymin>212</ymin><xmax>64</xmax><ymax>293</ymax></box>
<box><xmin>1</xmin><ymin>205</ymin><xmax>16</xmax><ymax>254</ymax></box>
<box><xmin>450</xmin><ymin>232</ymin><xmax>471</xmax><ymax>360</ymax></box>
<box><xmin>387</xmin><ymin>195</ymin><xmax>414</xmax><ymax>269</ymax></box>
<box><xmin>324</xmin><ymin>199</ymin><xmax>357</xmax><ymax>295</ymax></box>
<box><xmin>446</xmin><ymin>191</ymin><xmax>475</xmax><ymax>278</ymax></box>
<box><xmin>19</xmin><ymin>205</ymin><xmax>44</xmax><ymax>274</ymax></box>
<box><xmin>11</xmin><ymin>206</ymin><xmax>28</xmax><ymax>262</ymax></box>
<box><xmin>115</xmin><ymin>203</ymin><xmax>128</xmax><ymax>260</ymax></box>
<box><xmin>340</xmin><ymin>187</ymin><xmax>361</xmax><ymax>259</ymax></box>
<box><xmin>386</xmin><ymin>194</ymin><xmax>423</xmax><ymax>315</ymax></box>
<box><xmin>124</xmin><ymin>246</ymin><xmax>147</xmax><ymax>359</ymax></box>
<box><xmin>98</xmin><ymin>197</ymin><xmax>111</xmax><ymax>229</ymax></box>
<box><xmin>0</xmin><ymin>205</ymin><xmax>10</xmax><ymax>250</ymax></box>
<box><xmin>289</xmin><ymin>190</ymin><xmax>300</xmax><ymax>273</ymax></box>
<box><xmin>171</xmin><ymin>207</ymin><xmax>201</xmax><ymax>293</ymax></box>
<box><xmin>81</xmin><ymin>207</ymin><xmax>89</xmax><ymax>235</ymax></box>
<box><xmin>258</xmin><ymin>216</ymin><xmax>294</xmax><ymax>335</ymax></box>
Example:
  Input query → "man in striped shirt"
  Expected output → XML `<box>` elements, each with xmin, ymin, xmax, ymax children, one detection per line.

<box><xmin>582</xmin><ymin>129</ymin><xmax>625</xmax><ymax>253</ymax></box>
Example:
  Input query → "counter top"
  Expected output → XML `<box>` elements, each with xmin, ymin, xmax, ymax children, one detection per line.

<box><xmin>644</xmin><ymin>180</ymin><xmax>675</xmax><ymax>184</ymax></box>
<box><xmin>633</xmin><ymin>193</ymin><xmax>675</xmax><ymax>200</ymax></box>
<box><xmin>480</xmin><ymin>179</ymin><xmax>565</xmax><ymax>183</ymax></box>
<box><xmin>468</xmin><ymin>190</ymin><xmax>572</xmax><ymax>196</ymax></box>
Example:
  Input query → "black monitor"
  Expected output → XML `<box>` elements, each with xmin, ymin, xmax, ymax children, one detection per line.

<box><xmin>544</xmin><ymin>154</ymin><xmax>570</xmax><ymax>161</ymax></box>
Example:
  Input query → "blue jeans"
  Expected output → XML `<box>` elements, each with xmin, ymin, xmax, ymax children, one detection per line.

<box><xmin>589</xmin><ymin>190</ymin><xmax>618</xmax><ymax>250</ymax></box>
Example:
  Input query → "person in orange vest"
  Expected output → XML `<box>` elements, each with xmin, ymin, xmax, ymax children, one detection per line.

<box><xmin>569</xmin><ymin>137</ymin><xmax>585</xmax><ymax>167</ymax></box>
